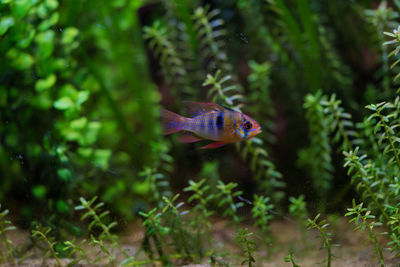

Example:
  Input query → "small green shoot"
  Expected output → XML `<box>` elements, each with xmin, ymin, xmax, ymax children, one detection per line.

<box><xmin>345</xmin><ymin>200</ymin><xmax>385</xmax><ymax>267</ymax></box>
<box><xmin>306</xmin><ymin>214</ymin><xmax>334</xmax><ymax>267</ymax></box>
<box><xmin>284</xmin><ymin>251</ymin><xmax>301</xmax><ymax>267</ymax></box>
<box><xmin>235</xmin><ymin>228</ymin><xmax>256</xmax><ymax>267</ymax></box>
<box><xmin>0</xmin><ymin>204</ymin><xmax>16</xmax><ymax>265</ymax></box>
<box><xmin>31</xmin><ymin>225</ymin><xmax>62</xmax><ymax>266</ymax></box>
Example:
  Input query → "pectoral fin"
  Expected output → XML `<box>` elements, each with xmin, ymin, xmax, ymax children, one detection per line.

<box><xmin>200</xmin><ymin>141</ymin><xmax>227</xmax><ymax>149</ymax></box>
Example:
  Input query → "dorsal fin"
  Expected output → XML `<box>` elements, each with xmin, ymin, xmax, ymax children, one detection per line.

<box><xmin>183</xmin><ymin>101</ymin><xmax>225</xmax><ymax>117</ymax></box>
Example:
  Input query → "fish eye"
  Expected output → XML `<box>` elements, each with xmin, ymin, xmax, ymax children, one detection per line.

<box><xmin>243</xmin><ymin>121</ymin><xmax>252</xmax><ymax>130</ymax></box>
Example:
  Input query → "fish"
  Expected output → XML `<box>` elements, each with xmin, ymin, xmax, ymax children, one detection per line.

<box><xmin>161</xmin><ymin>101</ymin><xmax>262</xmax><ymax>149</ymax></box>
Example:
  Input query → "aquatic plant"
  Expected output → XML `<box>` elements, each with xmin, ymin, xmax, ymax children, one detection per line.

<box><xmin>306</xmin><ymin>214</ymin><xmax>334</xmax><ymax>267</ymax></box>
<box><xmin>75</xmin><ymin>196</ymin><xmax>127</xmax><ymax>264</ymax></box>
<box><xmin>284</xmin><ymin>251</ymin><xmax>301</xmax><ymax>267</ymax></box>
<box><xmin>235</xmin><ymin>228</ymin><xmax>256</xmax><ymax>267</ymax></box>
<box><xmin>345</xmin><ymin>200</ymin><xmax>385</xmax><ymax>267</ymax></box>
<box><xmin>289</xmin><ymin>195</ymin><xmax>309</xmax><ymax>242</ymax></box>
<box><xmin>31</xmin><ymin>225</ymin><xmax>62</xmax><ymax>266</ymax></box>
<box><xmin>0</xmin><ymin>204</ymin><xmax>16</xmax><ymax>265</ymax></box>
<box><xmin>298</xmin><ymin>92</ymin><xmax>334</xmax><ymax>210</ymax></box>
<box><xmin>215</xmin><ymin>181</ymin><xmax>243</xmax><ymax>224</ymax></box>
<box><xmin>251</xmin><ymin>194</ymin><xmax>274</xmax><ymax>241</ymax></box>
<box><xmin>143</xmin><ymin>21</ymin><xmax>192</xmax><ymax>96</ymax></box>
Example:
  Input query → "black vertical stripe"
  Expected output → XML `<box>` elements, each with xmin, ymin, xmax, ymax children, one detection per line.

<box><xmin>216</xmin><ymin>111</ymin><xmax>224</xmax><ymax>130</ymax></box>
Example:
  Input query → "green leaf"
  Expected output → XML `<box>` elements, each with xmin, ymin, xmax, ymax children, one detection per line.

<box><xmin>86</xmin><ymin>122</ymin><xmax>101</xmax><ymax>144</ymax></box>
<box><xmin>132</xmin><ymin>181</ymin><xmax>151</xmax><ymax>195</ymax></box>
<box><xmin>7</xmin><ymin>49</ymin><xmax>35</xmax><ymax>70</ymax></box>
<box><xmin>35</xmin><ymin>30</ymin><xmax>55</xmax><ymax>59</ymax></box>
<box><xmin>57</xmin><ymin>168</ymin><xmax>72</xmax><ymax>181</ymax></box>
<box><xmin>77</xmin><ymin>90</ymin><xmax>90</xmax><ymax>105</ymax></box>
<box><xmin>35</xmin><ymin>74</ymin><xmax>57</xmax><ymax>92</ymax></box>
<box><xmin>70</xmin><ymin>117</ymin><xmax>87</xmax><ymax>130</ymax></box>
<box><xmin>93</xmin><ymin>149</ymin><xmax>112</xmax><ymax>169</ymax></box>
<box><xmin>61</xmin><ymin>27</ymin><xmax>79</xmax><ymax>44</ymax></box>
<box><xmin>0</xmin><ymin>16</ymin><xmax>14</xmax><ymax>36</ymax></box>
<box><xmin>54</xmin><ymin>96</ymin><xmax>74</xmax><ymax>110</ymax></box>
<box><xmin>38</xmin><ymin>12</ymin><xmax>59</xmax><ymax>31</ymax></box>
<box><xmin>32</xmin><ymin>91</ymin><xmax>52</xmax><ymax>109</ymax></box>
<box><xmin>45</xmin><ymin>0</ymin><xmax>58</xmax><ymax>10</ymax></box>
<box><xmin>56</xmin><ymin>200</ymin><xmax>69</xmax><ymax>214</ymax></box>
<box><xmin>12</xmin><ymin>0</ymin><xmax>37</xmax><ymax>19</ymax></box>
<box><xmin>18</xmin><ymin>27</ymin><xmax>36</xmax><ymax>48</ymax></box>
<box><xmin>32</xmin><ymin>185</ymin><xmax>47</xmax><ymax>200</ymax></box>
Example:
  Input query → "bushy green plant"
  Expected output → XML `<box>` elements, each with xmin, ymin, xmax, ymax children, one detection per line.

<box><xmin>306</xmin><ymin>214</ymin><xmax>334</xmax><ymax>267</ymax></box>
<box><xmin>345</xmin><ymin>200</ymin><xmax>385</xmax><ymax>266</ymax></box>
<box><xmin>31</xmin><ymin>225</ymin><xmax>62</xmax><ymax>266</ymax></box>
<box><xmin>235</xmin><ymin>228</ymin><xmax>256</xmax><ymax>267</ymax></box>
<box><xmin>251</xmin><ymin>194</ymin><xmax>274</xmax><ymax>241</ymax></box>
<box><xmin>0</xmin><ymin>0</ymin><xmax>165</xmax><ymax>226</ymax></box>
<box><xmin>298</xmin><ymin>92</ymin><xmax>334</xmax><ymax>210</ymax></box>
<box><xmin>284</xmin><ymin>251</ymin><xmax>301</xmax><ymax>267</ymax></box>
<box><xmin>0</xmin><ymin>204</ymin><xmax>16</xmax><ymax>265</ymax></box>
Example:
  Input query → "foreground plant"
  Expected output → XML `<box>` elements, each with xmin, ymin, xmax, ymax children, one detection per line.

<box><xmin>0</xmin><ymin>204</ymin><xmax>16</xmax><ymax>265</ymax></box>
<box><xmin>31</xmin><ymin>225</ymin><xmax>61</xmax><ymax>266</ymax></box>
<box><xmin>345</xmin><ymin>200</ymin><xmax>385</xmax><ymax>267</ymax></box>
<box><xmin>284</xmin><ymin>251</ymin><xmax>301</xmax><ymax>267</ymax></box>
<box><xmin>235</xmin><ymin>228</ymin><xmax>256</xmax><ymax>267</ymax></box>
<box><xmin>307</xmin><ymin>214</ymin><xmax>334</xmax><ymax>267</ymax></box>
<box><xmin>75</xmin><ymin>196</ymin><xmax>128</xmax><ymax>264</ymax></box>
<box><xmin>251</xmin><ymin>194</ymin><xmax>274</xmax><ymax>242</ymax></box>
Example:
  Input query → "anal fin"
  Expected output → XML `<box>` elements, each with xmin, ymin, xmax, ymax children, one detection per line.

<box><xmin>178</xmin><ymin>132</ymin><xmax>203</xmax><ymax>143</ymax></box>
<box><xmin>200</xmin><ymin>141</ymin><xmax>227</xmax><ymax>149</ymax></box>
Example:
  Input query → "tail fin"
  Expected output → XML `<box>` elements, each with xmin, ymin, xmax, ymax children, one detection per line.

<box><xmin>161</xmin><ymin>109</ymin><xmax>186</xmax><ymax>135</ymax></box>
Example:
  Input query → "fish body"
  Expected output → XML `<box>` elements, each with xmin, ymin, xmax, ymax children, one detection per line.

<box><xmin>162</xmin><ymin>101</ymin><xmax>262</xmax><ymax>148</ymax></box>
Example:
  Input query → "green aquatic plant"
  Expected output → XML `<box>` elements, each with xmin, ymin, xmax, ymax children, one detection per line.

<box><xmin>0</xmin><ymin>204</ymin><xmax>16</xmax><ymax>265</ymax></box>
<box><xmin>138</xmin><ymin>194</ymin><xmax>200</xmax><ymax>265</ymax></box>
<box><xmin>192</xmin><ymin>6</ymin><xmax>231</xmax><ymax>74</ymax></box>
<box><xmin>247</xmin><ymin>60</ymin><xmax>276</xmax><ymax>145</ymax></box>
<box><xmin>143</xmin><ymin>21</ymin><xmax>192</xmax><ymax>96</ymax></box>
<box><xmin>235</xmin><ymin>228</ymin><xmax>256</xmax><ymax>267</ymax></box>
<box><xmin>216</xmin><ymin>180</ymin><xmax>243</xmax><ymax>224</ymax></box>
<box><xmin>345</xmin><ymin>200</ymin><xmax>385</xmax><ymax>267</ymax></box>
<box><xmin>289</xmin><ymin>195</ymin><xmax>309</xmax><ymax>245</ymax></box>
<box><xmin>298</xmin><ymin>92</ymin><xmax>334</xmax><ymax>210</ymax></box>
<box><xmin>365</xmin><ymin>1</ymin><xmax>398</xmax><ymax>96</ymax></box>
<box><xmin>306</xmin><ymin>214</ymin><xmax>334</xmax><ymax>267</ymax></box>
<box><xmin>75</xmin><ymin>196</ymin><xmax>127</xmax><ymax>264</ymax></box>
<box><xmin>289</xmin><ymin>195</ymin><xmax>308</xmax><ymax>228</ymax></box>
<box><xmin>31</xmin><ymin>225</ymin><xmax>62</xmax><ymax>266</ymax></box>
<box><xmin>266</xmin><ymin>0</ymin><xmax>322</xmax><ymax>93</ymax></box>
<box><xmin>321</xmin><ymin>94</ymin><xmax>355</xmax><ymax>152</ymax></box>
<box><xmin>63</xmin><ymin>239</ymin><xmax>91</xmax><ymax>266</ymax></box>
<box><xmin>284</xmin><ymin>251</ymin><xmax>301</xmax><ymax>267</ymax></box>
<box><xmin>184</xmin><ymin>179</ymin><xmax>214</xmax><ymax>257</ymax></box>
<box><xmin>384</xmin><ymin>25</ymin><xmax>400</xmax><ymax>92</ymax></box>
<box><xmin>251</xmin><ymin>194</ymin><xmax>274</xmax><ymax>241</ymax></box>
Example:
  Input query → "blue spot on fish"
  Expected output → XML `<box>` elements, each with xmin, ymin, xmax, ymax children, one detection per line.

<box><xmin>208</xmin><ymin>117</ymin><xmax>214</xmax><ymax>131</ymax></box>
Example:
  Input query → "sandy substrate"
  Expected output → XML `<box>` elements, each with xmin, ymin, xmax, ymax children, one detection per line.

<box><xmin>2</xmin><ymin>217</ymin><xmax>399</xmax><ymax>266</ymax></box>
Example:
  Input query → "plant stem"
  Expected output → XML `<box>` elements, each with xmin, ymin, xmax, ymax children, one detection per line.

<box><xmin>377</xmin><ymin>111</ymin><xmax>400</xmax><ymax>169</ymax></box>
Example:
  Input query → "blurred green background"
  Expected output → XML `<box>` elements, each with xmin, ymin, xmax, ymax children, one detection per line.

<box><xmin>0</xmin><ymin>0</ymin><xmax>398</xmax><ymax>235</ymax></box>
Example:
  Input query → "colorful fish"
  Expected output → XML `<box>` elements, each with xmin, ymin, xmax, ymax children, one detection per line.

<box><xmin>161</xmin><ymin>101</ymin><xmax>262</xmax><ymax>149</ymax></box>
